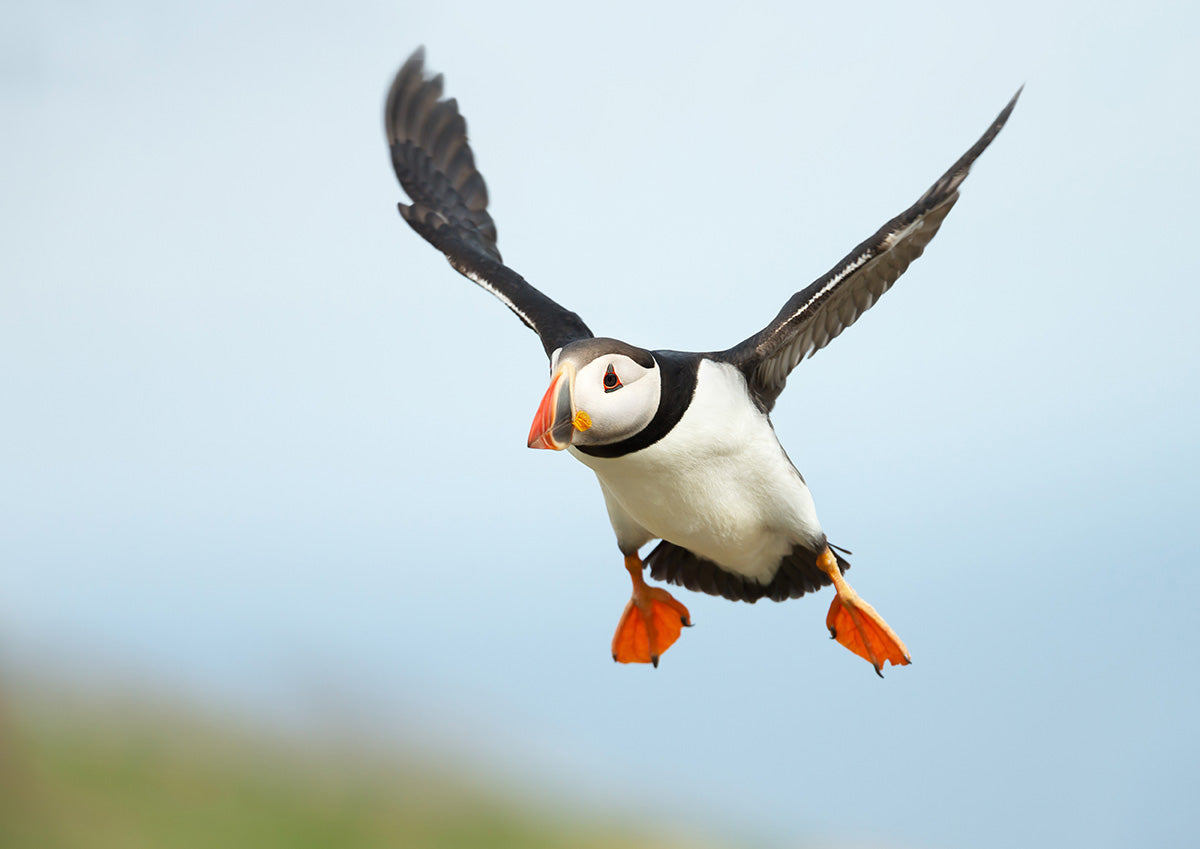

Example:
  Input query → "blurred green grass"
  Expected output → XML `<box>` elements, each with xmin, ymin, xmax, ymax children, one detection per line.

<box><xmin>0</xmin><ymin>684</ymin><xmax>711</xmax><ymax>849</ymax></box>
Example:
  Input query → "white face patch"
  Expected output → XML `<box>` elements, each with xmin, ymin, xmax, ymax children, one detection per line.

<box><xmin>568</xmin><ymin>353</ymin><xmax>660</xmax><ymax>447</ymax></box>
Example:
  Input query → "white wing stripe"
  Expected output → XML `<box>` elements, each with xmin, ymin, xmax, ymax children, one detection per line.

<box><xmin>782</xmin><ymin>250</ymin><xmax>871</xmax><ymax>330</ymax></box>
<box><xmin>883</xmin><ymin>217</ymin><xmax>924</xmax><ymax>249</ymax></box>
<box><xmin>460</xmin><ymin>264</ymin><xmax>538</xmax><ymax>332</ymax></box>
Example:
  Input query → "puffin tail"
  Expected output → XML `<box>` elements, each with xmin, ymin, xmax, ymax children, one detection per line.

<box><xmin>645</xmin><ymin>536</ymin><xmax>850</xmax><ymax>604</ymax></box>
<box><xmin>827</xmin><ymin>541</ymin><xmax>852</xmax><ymax>573</ymax></box>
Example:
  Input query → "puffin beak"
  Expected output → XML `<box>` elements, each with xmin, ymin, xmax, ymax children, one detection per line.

<box><xmin>528</xmin><ymin>364</ymin><xmax>582</xmax><ymax>450</ymax></box>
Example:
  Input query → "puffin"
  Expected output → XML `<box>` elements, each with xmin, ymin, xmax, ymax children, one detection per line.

<box><xmin>385</xmin><ymin>48</ymin><xmax>1018</xmax><ymax>674</ymax></box>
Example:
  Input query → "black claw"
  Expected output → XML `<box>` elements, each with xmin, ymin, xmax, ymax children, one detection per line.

<box><xmin>612</xmin><ymin>654</ymin><xmax>617</xmax><ymax>663</ymax></box>
<box><xmin>828</xmin><ymin>629</ymin><xmax>837</xmax><ymax>640</ymax></box>
<box><xmin>651</xmin><ymin>655</ymin><xmax>659</xmax><ymax>668</ymax></box>
<box><xmin>682</xmin><ymin>618</ymin><xmax>692</xmax><ymax>628</ymax></box>
<box><xmin>874</xmin><ymin>666</ymin><xmax>884</xmax><ymax>679</ymax></box>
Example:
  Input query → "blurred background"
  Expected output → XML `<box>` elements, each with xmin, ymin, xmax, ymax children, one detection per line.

<box><xmin>3</xmin><ymin>1</ymin><xmax>1198</xmax><ymax>847</ymax></box>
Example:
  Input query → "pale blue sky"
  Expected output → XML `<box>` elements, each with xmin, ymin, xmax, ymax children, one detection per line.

<box><xmin>3</xmin><ymin>2</ymin><xmax>1199</xmax><ymax>848</ymax></box>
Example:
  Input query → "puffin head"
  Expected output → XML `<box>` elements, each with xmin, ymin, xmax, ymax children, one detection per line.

<box><xmin>527</xmin><ymin>338</ymin><xmax>661</xmax><ymax>450</ymax></box>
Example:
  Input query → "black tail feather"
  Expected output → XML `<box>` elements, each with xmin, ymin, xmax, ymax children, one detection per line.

<box><xmin>645</xmin><ymin>538</ymin><xmax>849</xmax><ymax>604</ymax></box>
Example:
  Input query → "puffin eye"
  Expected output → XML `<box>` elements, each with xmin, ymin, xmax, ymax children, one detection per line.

<box><xmin>603</xmin><ymin>364</ymin><xmax>622</xmax><ymax>393</ymax></box>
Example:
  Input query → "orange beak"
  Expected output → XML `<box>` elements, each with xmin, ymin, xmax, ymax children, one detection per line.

<box><xmin>528</xmin><ymin>365</ymin><xmax>577</xmax><ymax>450</ymax></box>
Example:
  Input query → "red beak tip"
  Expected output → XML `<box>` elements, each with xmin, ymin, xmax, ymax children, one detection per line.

<box><xmin>528</xmin><ymin>368</ymin><xmax>575</xmax><ymax>451</ymax></box>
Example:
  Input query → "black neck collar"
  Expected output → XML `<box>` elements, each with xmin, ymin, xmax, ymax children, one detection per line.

<box><xmin>575</xmin><ymin>350</ymin><xmax>700</xmax><ymax>459</ymax></box>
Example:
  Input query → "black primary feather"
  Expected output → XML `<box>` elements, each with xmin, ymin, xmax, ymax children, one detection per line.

<box><xmin>386</xmin><ymin>48</ymin><xmax>593</xmax><ymax>358</ymax></box>
<box><xmin>717</xmin><ymin>89</ymin><xmax>1021</xmax><ymax>411</ymax></box>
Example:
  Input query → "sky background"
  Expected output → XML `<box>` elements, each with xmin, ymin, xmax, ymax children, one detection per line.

<box><xmin>3</xmin><ymin>1</ymin><xmax>1199</xmax><ymax>848</ymax></box>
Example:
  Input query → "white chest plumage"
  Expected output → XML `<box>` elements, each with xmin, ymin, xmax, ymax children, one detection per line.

<box><xmin>571</xmin><ymin>360</ymin><xmax>825</xmax><ymax>583</ymax></box>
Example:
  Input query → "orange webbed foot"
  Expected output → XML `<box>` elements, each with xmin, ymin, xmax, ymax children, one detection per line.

<box><xmin>611</xmin><ymin>555</ymin><xmax>691</xmax><ymax>667</ymax></box>
<box><xmin>826</xmin><ymin>592</ymin><xmax>911</xmax><ymax>676</ymax></box>
<box><xmin>818</xmin><ymin>548</ymin><xmax>911</xmax><ymax>676</ymax></box>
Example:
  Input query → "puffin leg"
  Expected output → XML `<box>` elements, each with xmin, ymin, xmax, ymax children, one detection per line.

<box><xmin>611</xmin><ymin>553</ymin><xmax>691</xmax><ymax>667</ymax></box>
<box><xmin>817</xmin><ymin>547</ymin><xmax>911</xmax><ymax>677</ymax></box>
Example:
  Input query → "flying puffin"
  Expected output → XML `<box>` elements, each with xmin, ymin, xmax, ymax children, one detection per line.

<box><xmin>385</xmin><ymin>48</ymin><xmax>1018</xmax><ymax>674</ymax></box>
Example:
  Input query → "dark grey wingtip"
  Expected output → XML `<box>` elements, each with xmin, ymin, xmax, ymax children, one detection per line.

<box><xmin>385</xmin><ymin>47</ymin><xmax>427</xmax><ymax>143</ymax></box>
<box><xmin>989</xmin><ymin>85</ymin><xmax>1023</xmax><ymax>145</ymax></box>
<box><xmin>385</xmin><ymin>49</ymin><xmax>502</xmax><ymax>263</ymax></box>
<box><xmin>917</xmin><ymin>85</ymin><xmax>1022</xmax><ymax>207</ymax></box>
<box><xmin>981</xmin><ymin>86</ymin><xmax>1023</xmax><ymax>149</ymax></box>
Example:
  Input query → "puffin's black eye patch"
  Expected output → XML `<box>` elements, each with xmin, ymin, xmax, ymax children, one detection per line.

<box><xmin>603</xmin><ymin>364</ymin><xmax>622</xmax><ymax>393</ymax></box>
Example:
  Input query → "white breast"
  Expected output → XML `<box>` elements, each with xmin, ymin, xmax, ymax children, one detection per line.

<box><xmin>571</xmin><ymin>360</ymin><xmax>825</xmax><ymax>582</ymax></box>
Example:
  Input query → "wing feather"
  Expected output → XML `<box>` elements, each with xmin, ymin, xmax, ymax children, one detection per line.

<box><xmin>719</xmin><ymin>89</ymin><xmax>1021</xmax><ymax>409</ymax></box>
<box><xmin>385</xmin><ymin>48</ymin><xmax>592</xmax><ymax>357</ymax></box>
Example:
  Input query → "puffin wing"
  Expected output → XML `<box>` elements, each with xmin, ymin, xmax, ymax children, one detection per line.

<box><xmin>717</xmin><ymin>89</ymin><xmax>1020</xmax><ymax>410</ymax></box>
<box><xmin>386</xmin><ymin>48</ymin><xmax>593</xmax><ymax>358</ymax></box>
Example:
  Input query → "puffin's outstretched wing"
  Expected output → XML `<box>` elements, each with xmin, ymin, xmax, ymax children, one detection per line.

<box><xmin>386</xmin><ymin>48</ymin><xmax>593</xmax><ymax>358</ymax></box>
<box><xmin>717</xmin><ymin>89</ymin><xmax>1021</xmax><ymax>411</ymax></box>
